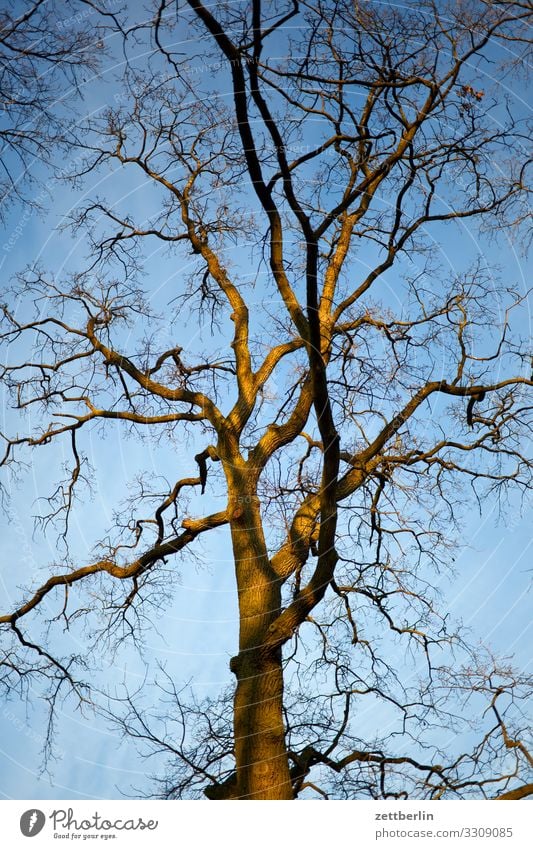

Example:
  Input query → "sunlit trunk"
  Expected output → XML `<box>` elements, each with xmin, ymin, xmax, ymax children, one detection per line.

<box><xmin>227</xmin><ymin>469</ymin><xmax>293</xmax><ymax>800</ymax></box>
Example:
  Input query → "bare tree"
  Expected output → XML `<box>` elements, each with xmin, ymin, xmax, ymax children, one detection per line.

<box><xmin>0</xmin><ymin>0</ymin><xmax>120</xmax><ymax>217</ymax></box>
<box><xmin>0</xmin><ymin>0</ymin><xmax>532</xmax><ymax>800</ymax></box>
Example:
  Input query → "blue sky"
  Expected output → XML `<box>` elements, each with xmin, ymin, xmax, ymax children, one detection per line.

<box><xmin>0</xmin><ymin>0</ymin><xmax>531</xmax><ymax>799</ymax></box>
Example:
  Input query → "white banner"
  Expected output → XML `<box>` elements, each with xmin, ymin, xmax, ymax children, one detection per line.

<box><xmin>2</xmin><ymin>800</ymin><xmax>532</xmax><ymax>848</ymax></box>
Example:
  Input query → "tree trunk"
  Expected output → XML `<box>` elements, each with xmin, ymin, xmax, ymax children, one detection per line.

<box><xmin>227</xmin><ymin>467</ymin><xmax>293</xmax><ymax>800</ymax></box>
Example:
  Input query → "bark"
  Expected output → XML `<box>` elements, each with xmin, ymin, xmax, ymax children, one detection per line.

<box><xmin>495</xmin><ymin>783</ymin><xmax>533</xmax><ymax>801</ymax></box>
<box><xmin>226</xmin><ymin>460</ymin><xmax>293</xmax><ymax>799</ymax></box>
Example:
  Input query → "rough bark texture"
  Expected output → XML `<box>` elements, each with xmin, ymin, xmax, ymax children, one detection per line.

<box><xmin>227</xmin><ymin>462</ymin><xmax>292</xmax><ymax>799</ymax></box>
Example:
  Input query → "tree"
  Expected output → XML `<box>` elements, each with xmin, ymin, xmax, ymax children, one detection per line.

<box><xmin>0</xmin><ymin>1</ymin><xmax>114</xmax><ymax>220</ymax></box>
<box><xmin>0</xmin><ymin>0</ymin><xmax>532</xmax><ymax>800</ymax></box>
